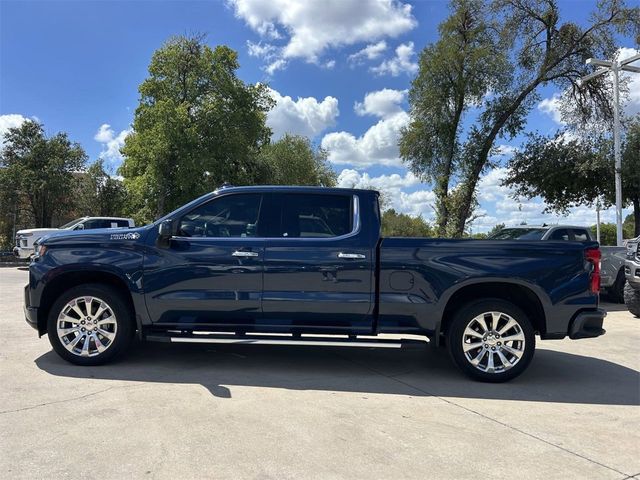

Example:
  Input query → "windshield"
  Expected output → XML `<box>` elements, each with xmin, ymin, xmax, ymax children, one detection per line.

<box><xmin>59</xmin><ymin>218</ymin><xmax>85</xmax><ymax>229</ymax></box>
<box><xmin>489</xmin><ymin>228</ymin><xmax>547</xmax><ymax>240</ymax></box>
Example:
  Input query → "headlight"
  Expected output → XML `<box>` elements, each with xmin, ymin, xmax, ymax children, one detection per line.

<box><xmin>36</xmin><ymin>244</ymin><xmax>47</xmax><ymax>257</ymax></box>
<box><xmin>19</xmin><ymin>232</ymin><xmax>33</xmax><ymax>237</ymax></box>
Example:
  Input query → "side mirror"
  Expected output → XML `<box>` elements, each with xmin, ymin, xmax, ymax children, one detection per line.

<box><xmin>76</xmin><ymin>224</ymin><xmax>85</xmax><ymax>230</ymax></box>
<box><xmin>157</xmin><ymin>219</ymin><xmax>175</xmax><ymax>248</ymax></box>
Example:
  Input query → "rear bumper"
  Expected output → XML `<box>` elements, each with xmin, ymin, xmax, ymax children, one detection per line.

<box><xmin>23</xmin><ymin>284</ymin><xmax>38</xmax><ymax>331</ymax></box>
<box><xmin>569</xmin><ymin>309</ymin><xmax>606</xmax><ymax>339</ymax></box>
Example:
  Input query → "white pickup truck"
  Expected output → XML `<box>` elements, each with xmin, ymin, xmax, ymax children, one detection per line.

<box><xmin>13</xmin><ymin>217</ymin><xmax>135</xmax><ymax>259</ymax></box>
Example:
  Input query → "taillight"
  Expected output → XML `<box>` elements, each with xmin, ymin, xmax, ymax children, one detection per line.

<box><xmin>585</xmin><ymin>248</ymin><xmax>601</xmax><ymax>294</ymax></box>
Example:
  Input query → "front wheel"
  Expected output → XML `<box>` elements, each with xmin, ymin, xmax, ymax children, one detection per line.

<box><xmin>608</xmin><ymin>269</ymin><xmax>626</xmax><ymax>304</ymax></box>
<box><xmin>47</xmin><ymin>284</ymin><xmax>134</xmax><ymax>365</ymax></box>
<box><xmin>624</xmin><ymin>283</ymin><xmax>640</xmax><ymax>318</ymax></box>
<box><xmin>446</xmin><ymin>299</ymin><xmax>535</xmax><ymax>382</ymax></box>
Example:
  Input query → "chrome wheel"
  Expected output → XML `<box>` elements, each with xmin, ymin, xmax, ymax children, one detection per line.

<box><xmin>462</xmin><ymin>311</ymin><xmax>526</xmax><ymax>374</ymax></box>
<box><xmin>56</xmin><ymin>296</ymin><xmax>118</xmax><ymax>357</ymax></box>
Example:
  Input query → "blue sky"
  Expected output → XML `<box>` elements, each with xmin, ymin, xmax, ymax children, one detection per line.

<box><xmin>1</xmin><ymin>0</ymin><xmax>637</xmax><ymax>232</ymax></box>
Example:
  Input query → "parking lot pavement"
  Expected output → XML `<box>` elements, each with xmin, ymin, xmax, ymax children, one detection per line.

<box><xmin>0</xmin><ymin>267</ymin><xmax>638</xmax><ymax>480</ymax></box>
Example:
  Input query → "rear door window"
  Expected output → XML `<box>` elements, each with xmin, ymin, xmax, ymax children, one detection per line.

<box><xmin>277</xmin><ymin>194</ymin><xmax>353</xmax><ymax>238</ymax></box>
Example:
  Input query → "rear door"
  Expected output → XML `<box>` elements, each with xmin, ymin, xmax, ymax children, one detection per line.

<box><xmin>261</xmin><ymin>192</ymin><xmax>375</xmax><ymax>333</ymax></box>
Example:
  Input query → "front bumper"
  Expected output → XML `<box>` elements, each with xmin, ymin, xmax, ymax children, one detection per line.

<box><xmin>14</xmin><ymin>246</ymin><xmax>32</xmax><ymax>259</ymax></box>
<box><xmin>625</xmin><ymin>259</ymin><xmax>640</xmax><ymax>288</ymax></box>
<box><xmin>23</xmin><ymin>284</ymin><xmax>38</xmax><ymax>331</ymax></box>
<box><xmin>569</xmin><ymin>309</ymin><xmax>606</xmax><ymax>339</ymax></box>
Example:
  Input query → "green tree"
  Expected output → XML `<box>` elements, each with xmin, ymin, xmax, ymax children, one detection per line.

<box><xmin>257</xmin><ymin>134</ymin><xmax>336</xmax><ymax>186</ymax></box>
<box><xmin>120</xmin><ymin>35</ymin><xmax>274</xmax><ymax>223</ymax></box>
<box><xmin>589</xmin><ymin>222</ymin><xmax>635</xmax><ymax>245</ymax></box>
<box><xmin>79</xmin><ymin>159</ymin><xmax>127</xmax><ymax>217</ymax></box>
<box><xmin>400</xmin><ymin>0</ymin><xmax>638</xmax><ymax>237</ymax></box>
<box><xmin>503</xmin><ymin>118</ymin><xmax>640</xmax><ymax>236</ymax></box>
<box><xmin>623</xmin><ymin>213</ymin><xmax>636</xmax><ymax>238</ymax></box>
<box><xmin>0</xmin><ymin>120</ymin><xmax>87</xmax><ymax>228</ymax></box>
<box><xmin>381</xmin><ymin>209</ymin><xmax>434</xmax><ymax>237</ymax></box>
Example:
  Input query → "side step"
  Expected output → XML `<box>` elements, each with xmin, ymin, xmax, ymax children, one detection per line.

<box><xmin>145</xmin><ymin>332</ymin><xmax>427</xmax><ymax>349</ymax></box>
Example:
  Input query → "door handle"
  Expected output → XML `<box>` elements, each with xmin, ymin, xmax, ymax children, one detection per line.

<box><xmin>232</xmin><ymin>250</ymin><xmax>259</xmax><ymax>257</ymax></box>
<box><xmin>337</xmin><ymin>252</ymin><xmax>366</xmax><ymax>259</ymax></box>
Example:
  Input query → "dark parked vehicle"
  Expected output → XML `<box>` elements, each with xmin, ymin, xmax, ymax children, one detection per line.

<box><xmin>24</xmin><ymin>186</ymin><xmax>606</xmax><ymax>382</ymax></box>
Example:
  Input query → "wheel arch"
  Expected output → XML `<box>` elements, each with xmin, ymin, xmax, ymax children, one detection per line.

<box><xmin>38</xmin><ymin>270</ymin><xmax>138</xmax><ymax>336</ymax></box>
<box><xmin>438</xmin><ymin>280</ymin><xmax>548</xmax><ymax>340</ymax></box>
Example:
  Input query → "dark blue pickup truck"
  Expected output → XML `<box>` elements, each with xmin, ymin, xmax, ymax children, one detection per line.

<box><xmin>24</xmin><ymin>186</ymin><xmax>605</xmax><ymax>382</ymax></box>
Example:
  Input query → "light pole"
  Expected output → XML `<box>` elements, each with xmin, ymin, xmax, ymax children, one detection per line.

<box><xmin>579</xmin><ymin>52</ymin><xmax>640</xmax><ymax>246</ymax></box>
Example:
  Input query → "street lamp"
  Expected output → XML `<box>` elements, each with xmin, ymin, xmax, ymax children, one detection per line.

<box><xmin>579</xmin><ymin>52</ymin><xmax>640</xmax><ymax>247</ymax></box>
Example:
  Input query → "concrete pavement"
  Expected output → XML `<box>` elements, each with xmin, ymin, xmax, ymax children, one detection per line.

<box><xmin>1</xmin><ymin>267</ymin><xmax>638</xmax><ymax>479</ymax></box>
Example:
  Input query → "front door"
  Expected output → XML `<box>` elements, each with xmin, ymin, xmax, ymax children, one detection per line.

<box><xmin>143</xmin><ymin>193</ymin><xmax>265</xmax><ymax>328</ymax></box>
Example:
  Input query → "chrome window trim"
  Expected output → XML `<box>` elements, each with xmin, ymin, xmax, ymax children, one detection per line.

<box><xmin>171</xmin><ymin>194</ymin><xmax>361</xmax><ymax>243</ymax></box>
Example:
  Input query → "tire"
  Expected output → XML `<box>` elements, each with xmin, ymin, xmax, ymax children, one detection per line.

<box><xmin>47</xmin><ymin>284</ymin><xmax>134</xmax><ymax>365</ymax></box>
<box><xmin>446</xmin><ymin>299</ymin><xmax>536</xmax><ymax>383</ymax></box>
<box><xmin>624</xmin><ymin>282</ymin><xmax>640</xmax><ymax>318</ymax></box>
<box><xmin>608</xmin><ymin>269</ymin><xmax>626</xmax><ymax>304</ymax></box>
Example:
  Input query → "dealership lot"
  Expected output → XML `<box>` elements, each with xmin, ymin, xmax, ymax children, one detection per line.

<box><xmin>1</xmin><ymin>267</ymin><xmax>638</xmax><ymax>480</ymax></box>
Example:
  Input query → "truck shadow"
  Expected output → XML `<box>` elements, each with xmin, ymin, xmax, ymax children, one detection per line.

<box><xmin>35</xmin><ymin>341</ymin><xmax>639</xmax><ymax>406</ymax></box>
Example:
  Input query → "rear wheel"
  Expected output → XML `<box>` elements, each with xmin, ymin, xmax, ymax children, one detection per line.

<box><xmin>47</xmin><ymin>284</ymin><xmax>134</xmax><ymax>365</ymax></box>
<box><xmin>624</xmin><ymin>283</ymin><xmax>640</xmax><ymax>318</ymax></box>
<box><xmin>447</xmin><ymin>299</ymin><xmax>535</xmax><ymax>382</ymax></box>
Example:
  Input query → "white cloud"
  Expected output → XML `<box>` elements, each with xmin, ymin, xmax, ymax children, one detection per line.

<box><xmin>538</xmin><ymin>93</ymin><xmax>564</xmax><ymax>125</ymax></box>
<box><xmin>0</xmin><ymin>114</ymin><xmax>29</xmax><ymax>143</ymax></box>
<box><xmin>321</xmin><ymin>111</ymin><xmax>409</xmax><ymax>167</ymax></box>
<box><xmin>337</xmin><ymin>168</ymin><xmax>434</xmax><ymax>218</ymax></box>
<box><xmin>230</xmin><ymin>0</ymin><xmax>416</xmax><ymax>71</ymax></box>
<box><xmin>94</xmin><ymin>124</ymin><xmax>131</xmax><ymax>165</ymax></box>
<box><xmin>354</xmin><ymin>88</ymin><xmax>406</xmax><ymax>118</ymax></box>
<box><xmin>348</xmin><ymin>40</ymin><xmax>388</xmax><ymax>64</ymax></box>
<box><xmin>247</xmin><ymin>40</ymin><xmax>278</xmax><ymax>59</ymax></box>
<box><xmin>337</xmin><ymin>168</ymin><xmax>419</xmax><ymax>190</ymax></box>
<box><xmin>371</xmin><ymin>42</ymin><xmax>418</xmax><ymax>77</ymax></box>
<box><xmin>266</xmin><ymin>88</ymin><xmax>339</xmax><ymax>139</ymax></box>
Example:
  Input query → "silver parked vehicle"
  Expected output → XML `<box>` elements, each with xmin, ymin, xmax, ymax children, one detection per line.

<box><xmin>489</xmin><ymin>225</ymin><xmax>627</xmax><ymax>302</ymax></box>
<box><xmin>624</xmin><ymin>236</ymin><xmax>640</xmax><ymax>317</ymax></box>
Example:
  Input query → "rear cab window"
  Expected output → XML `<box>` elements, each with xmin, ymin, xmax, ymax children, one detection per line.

<box><xmin>572</xmin><ymin>229</ymin><xmax>590</xmax><ymax>241</ymax></box>
<box><xmin>549</xmin><ymin>229</ymin><xmax>570</xmax><ymax>241</ymax></box>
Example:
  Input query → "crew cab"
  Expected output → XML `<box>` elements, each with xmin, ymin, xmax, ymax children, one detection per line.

<box><xmin>24</xmin><ymin>186</ymin><xmax>605</xmax><ymax>382</ymax></box>
<box><xmin>14</xmin><ymin>216</ymin><xmax>135</xmax><ymax>259</ymax></box>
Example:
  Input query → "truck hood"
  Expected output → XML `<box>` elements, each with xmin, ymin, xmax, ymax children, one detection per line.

<box><xmin>37</xmin><ymin>226</ymin><xmax>149</xmax><ymax>246</ymax></box>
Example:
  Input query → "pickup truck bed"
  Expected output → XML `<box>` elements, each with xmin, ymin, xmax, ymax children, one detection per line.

<box><xmin>24</xmin><ymin>186</ymin><xmax>605</xmax><ymax>382</ymax></box>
